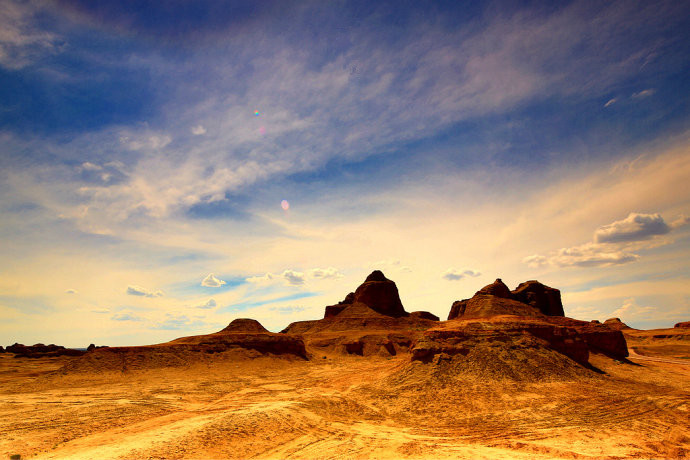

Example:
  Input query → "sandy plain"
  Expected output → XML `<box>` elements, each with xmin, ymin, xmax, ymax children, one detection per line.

<box><xmin>1</xmin><ymin>331</ymin><xmax>689</xmax><ymax>460</ymax></box>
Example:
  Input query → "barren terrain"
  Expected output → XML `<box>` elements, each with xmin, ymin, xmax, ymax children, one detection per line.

<box><xmin>1</xmin><ymin>341</ymin><xmax>689</xmax><ymax>460</ymax></box>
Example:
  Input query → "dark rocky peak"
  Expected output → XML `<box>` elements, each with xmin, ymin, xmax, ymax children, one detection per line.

<box><xmin>476</xmin><ymin>278</ymin><xmax>512</xmax><ymax>299</ymax></box>
<box><xmin>365</xmin><ymin>270</ymin><xmax>389</xmax><ymax>282</ymax></box>
<box><xmin>354</xmin><ymin>271</ymin><xmax>408</xmax><ymax>318</ymax></box>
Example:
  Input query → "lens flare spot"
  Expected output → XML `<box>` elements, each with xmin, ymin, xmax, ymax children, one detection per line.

<box><xmin>254</xmin><ymin>110</ymin><xmax>259</xmax><ymax>116</ymax></box>
<box><xmin>281</xmin><ymin>200</ymin><xmax>290</xmax><ymax>211</ymax></box>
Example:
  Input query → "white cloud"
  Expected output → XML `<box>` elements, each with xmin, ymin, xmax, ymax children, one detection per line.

<box><xmin>441</xmin><ymin>268</ymin><xmax>481</xmax><ymax>281</ymax></box>
<box><xmin>526</xmin><ymin>211</ymin><xmax>686</xmax><ymax>269</ymax></box>
<box><xmin>632</xmin><ymin>88</ymin><xmax>656</xmax><ymax>98</ymax></box>
<box><xmin>308</xmin><ymin>267</ymin><xmax>343</xmax><ymax>280</ymax></box>
<box><xmin>247</xmin><ymin>267</ymin><xmax>343</xmax><ymax>286</ymax></box>
<box><xmin>604</xmin><ymin>98</ymin><xmax>617</xmax><ymax>107</ymax></box>
<box><xmin>670</xmin><ymin>215</ymin><xmax>690</xmax><ymax>229</ymax></box>
<box><xmin>111</xmin><ymin>311</ymin><xmax>145</xmax><ymax>321</ymax></box>
<box><xmin>523</xmin><ymin>255</ymin><xmax>549</xmax><ymax>269</ymax></box>
<box><xmin>0</xmin><ymin>1</ymin><xmax>61</xmax><ymax>69</ymax></box>
<box><xmin>196</xmin><ymin>299</ymin><xmax>216</xmax><ymax>309</ymax></box>
<box><xmin>611</xmin><ymin>297</ymin><xmax>656</xmax><ymax>320</ymax></box>
<box><xmin>282</xmin><ymin>269</ymin><xmax>305</xmax><ymax>286</ymax></box>
<box><xmin>594</xmin><ymin>212</ymin><xmax>670</xmax><ymax>243</ymax></box>
<box><xmin>126</xmin><ymin>285</ymin><xmax>164</xmax><ymax>297</ymax></box>
<box><xmin>65</xmin><ymin>289</ymin><xmax>77</xmax><ymax>294</ymax></box>
<box><xmin>191</xmin><ymin>125</ymin><xmax>207</xmax><ymax>135</ymax></box>
<box><xmin>550</xmin><ymin>243</ymin><xmax>639</xmax><ymax>267</ymax></box>
<box><xmin>246</xmin><ymin>272</ymin><xmax>275</xmax><ymax>284</ymax></box>
<box><xmin>201</xmin><ymin>273</ymin><xmax>226</xmax><ymax>287</ymax></box>
<box><xmin>269</xmin><ymin>305</ymin><xmax>307</xmax><ymax>314</ymax></box>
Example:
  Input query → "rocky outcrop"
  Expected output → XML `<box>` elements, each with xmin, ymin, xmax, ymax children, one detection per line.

<box><xmin>169</xmin><ymin>319</ymin><xmax>307</xmax><ymax>358</ymax></box>
<box><xmin>603</xmin><ymin>318</ymin><xmax>631</xmax><ymax>331</ymax></box>
<box><xmin>409</xmin><ymin>316</ymin><xmax>592</xmax><ymax>381</ymax></box>
<box><xmin>5</xmin><ymin>343</ymin><xmax>85</xmax><ymax>358</ymax></box>
<box><xmin>220</xmin><ymin>318</ymin><xmax>269</xmax><ymax>333</ymax></box>
<box><xmin>545</xmin><ymin>317</ymin><xmax>628</xmax><ymax>359</ymax></box>
<box><xmin>62</xmin><ymin>319</ymin><xmax>307</xmax><ymax>372</ymax></box>
<box><xmin>476</xmin><ymin>278</ymin><xmax>512</xmax><ymax>298</ymax></box>
<box><xmin>448</xmin><ymin>279</ymin><xmax>564</xmax><ymax>319</ymax></box>
<box><xmin>674</xmin><ymin>321</ymin><xmax>690</xmax><ymax>328</ymax></box>
<box><xmin>324</xmin><ymin>292</ymin><xmax>355</xmax><ymax>318</ymax></box>
<box><xmin>409</xmin><ymin>311</ymin><xmax>440</xmax><ymax>321</ymax></box>
<box><xmin>511</xmin><ymin>281</ymin><xmax>564</xmax><ymax>316</ymax></box>
<box><xmin>351</xmin><ymin>270</ymin><xmax>408</xmax><ymax>318</ymax></box>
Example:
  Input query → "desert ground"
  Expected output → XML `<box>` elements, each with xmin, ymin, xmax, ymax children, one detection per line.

<box><xmin>1</xmin><ymin>335</ymin><xmax>689</xmax><ymax>460</ymax></box>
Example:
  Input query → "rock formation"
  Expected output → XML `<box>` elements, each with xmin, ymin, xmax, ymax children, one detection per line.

<box><xmin>5</xmin><ymin>343</ymin><xmax>85</xmax><ymax>358</ymax></box>
<box><xmin>674</xmin><ymin>321</ymin><xmax>690</xmax><ymax>328</ymax></box>
<box><xmin>603</xmin><ymin>318</ymin><xmax>632</xmax><ymax>331</ymax></box>
<box><xmin>448</xmin><ymin>279</ymin><xmax>564</xmax><ymax>320</ymax></box>
<box><xmin>511</xmin><ymin>280</ymin><xmax>565</xmax><ymax>316</ymax></box>
<box><xmin>61</xmin><ymin>319</ymin><xmax>307</xmax><ymax>372</ymax></box>
<box><xmin>351</xmin><ymin>270</ymin><xmax>408</xmax><ymax>318</ymax></box>
<box><xmin>409</xmin><ymin>311</ymin><xmax>440</xmax><ymax>321</ymax></box>
<box><xmin>282</xmin><ymin>271</ymin><xmax>435</xmax><ymax>356</ymax></box>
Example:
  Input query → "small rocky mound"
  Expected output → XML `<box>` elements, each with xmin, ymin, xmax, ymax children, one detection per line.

<box><xmin>675</xmin><ymin>321</ymin><xmax>690</xmax><ymax>328</ymax></box>
<box><xmin>409</xmin><ymin>311</ymin><xmax>439</xmax><ymax>321</ymax></box>
<box><xmin>5</xmin><ymin>343</ymin><xmax>85</xmax><ymax>358</ymax></box>
<box><xmin>603</xmin><ymin>318</ymin><xmax>632</xmax><ymax>331</ymax></box>
<box><xmin>220</xmin><ymin>318</ymin><xmax>269</xmax><ymax>333</ymax></box>
<box><xmin>448</xmin><ymin>279</ymin><xmax>564</xmax><ymax>320</ymax></box>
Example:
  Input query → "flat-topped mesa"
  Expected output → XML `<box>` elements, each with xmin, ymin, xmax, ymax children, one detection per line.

<box><xmin>448</xmin><ymin>278</ymin><xmax>566</xmax><ymax>320</ymax></box>
<box><xmin>675</xmin><ymin>321</ymin><xmax>690</xmax><ymax>328</ymax></box>
<box><xmin>221</xmin><ymin>318</ymin><xmax>269</xmax><ymax>333</ymax></box>
<box><xmin>511</xmin><ymin>280</ymin><xmax>564</xmax><ymax>317</ymax></box>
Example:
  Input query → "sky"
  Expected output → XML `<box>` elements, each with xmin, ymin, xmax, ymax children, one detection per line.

<box><xmin>1</xmin><ymin>0</ymin><xmax>689</xmax><ymax>347</ymax></box>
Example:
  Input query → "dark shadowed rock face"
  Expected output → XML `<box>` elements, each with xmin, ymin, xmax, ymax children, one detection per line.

<box><xmin>221</xmin><ymin>318</ymin><xmax>269</xmax><ymax>333</ymax></box>
<box><xmin>324</xmin><ymin>292</ymin><xmax>356</xmax><ymax>318</ymax></box>
<box><xmin>476</xmin><ymin>279</ymin><xmax>512</xmax><ymax>298</ymax></box>
<box><xmin>5</xmin><ymin>343</ymin><xmax>85</xmax><ymax>358</ymax></box>
<box><xmin>511</xmin><ymin>281</ymin><xmax>565</xmax><ymax>316</ymax></box>
<box><xmin>448</xmin><ymin>300</ymin><xmax>468</xmax><ymax>320</ymax></box>
<box><xmin>351</xmin><ymin>271</ymin><xmax>408</xmax><ymax>318</ymax></box>
<box><xmin>675</xmin><ymin>321</ymin><xmax>690</xmax><ymax>328</ymax></box>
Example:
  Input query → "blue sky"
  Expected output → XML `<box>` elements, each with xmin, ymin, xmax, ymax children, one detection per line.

<box><xmin>1</xmin><ymin>0</ymin><xmax>689</xmax><ymax>346</ymax></box>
